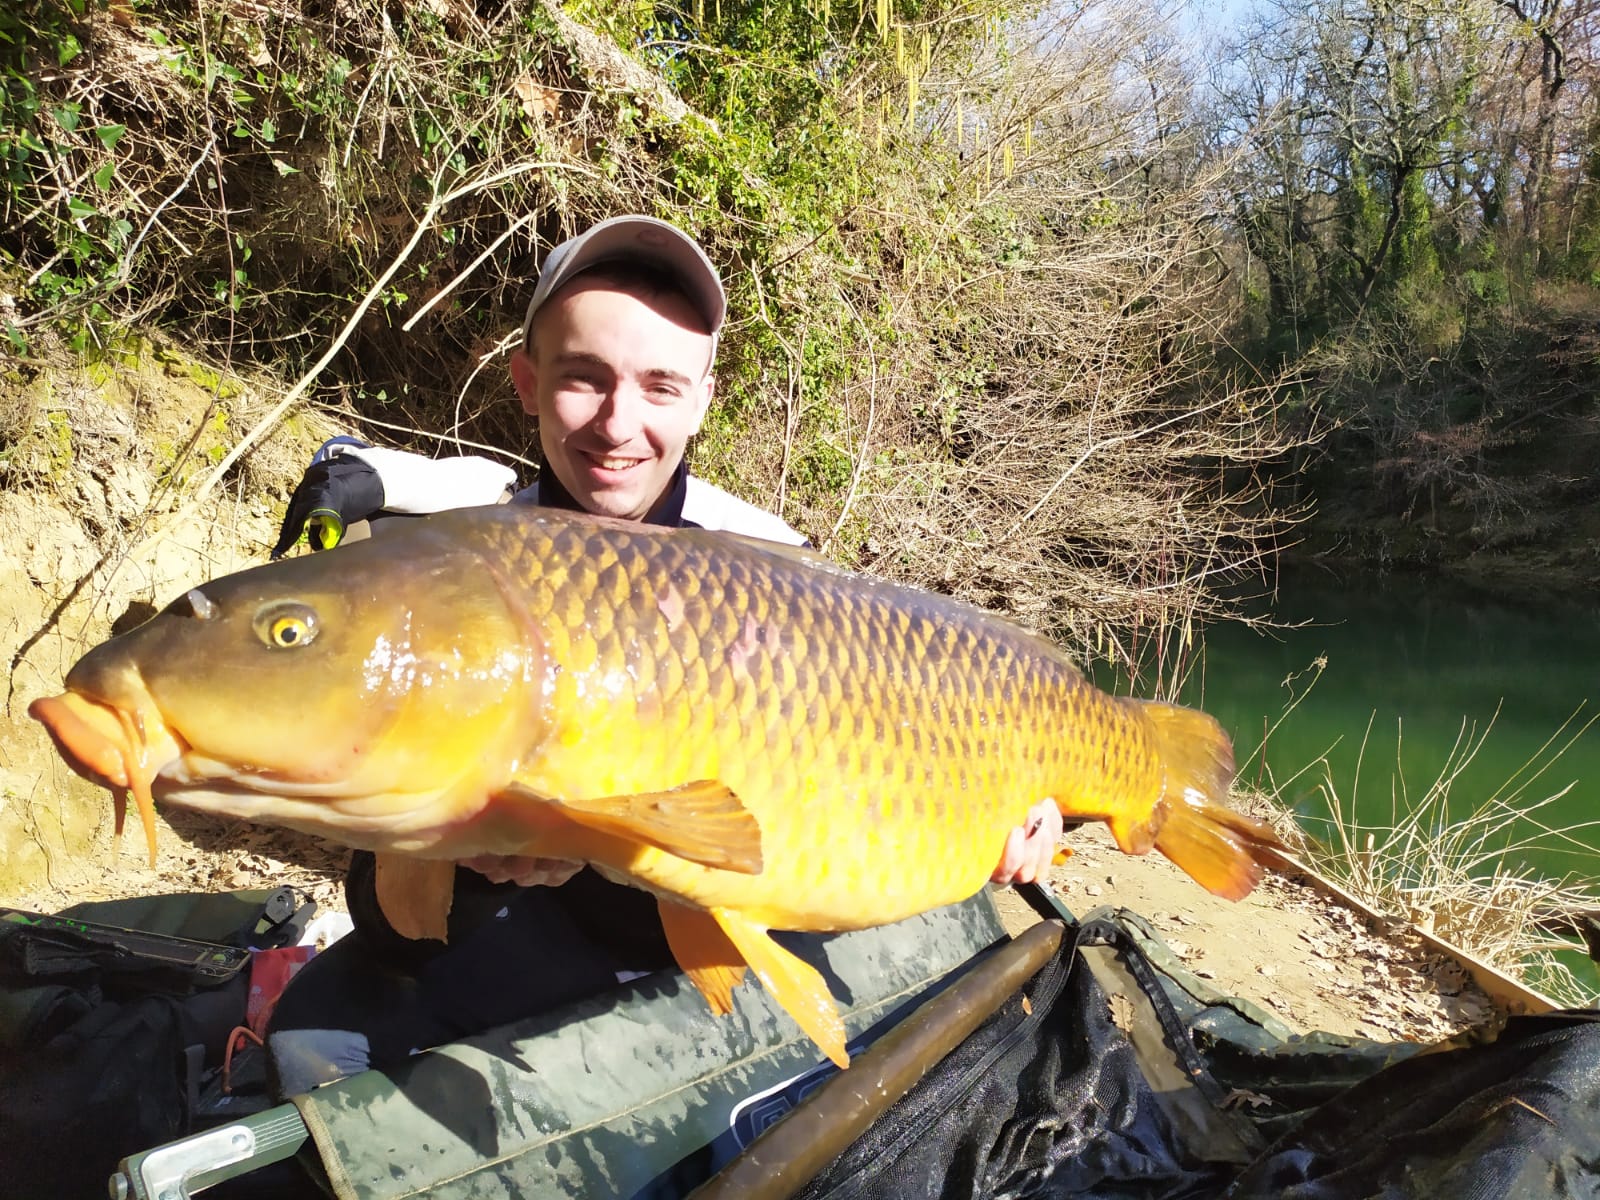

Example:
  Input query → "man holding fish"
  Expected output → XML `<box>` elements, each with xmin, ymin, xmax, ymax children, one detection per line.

<box><xmin>257</xmin><ymin>215</ymin><xmax>1067</xmax><ymax>1090</ymax></box>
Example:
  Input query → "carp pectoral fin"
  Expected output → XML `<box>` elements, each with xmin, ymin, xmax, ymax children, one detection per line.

<box><xmin>552</xmin><ymin>781</ymin><xmax>763</xmax><ymax>875</ymax></box>
<box><xmin>374</xmin><ymin>855</ymin><xmax>455</xmax><ymax>942</ymax></box>
<box><xmin>1106</xmin><ymin>812</ymin><xmax>1160</xmax><ymax>856</ymax></box>
<box><xmin>657</xmin><ymin>899</ymin><xmax>748</xmax><ymax>1015</ymax></box>
<box><xmin>711</xmin><ymin>907</ymin><xmax>848</xmax><ymax>1069</ymax></box>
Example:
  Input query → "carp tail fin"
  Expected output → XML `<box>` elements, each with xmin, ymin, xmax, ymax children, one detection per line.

<box><xmin>1139</xmin><ymin>701</ymin><xmax>1281</xmax><ymax>901</ymax></box>
<box><xmin>658</xmin><ymin>900</ymin><xmax>748</xmax><ymax>1015</ymax></box>
<box><xmin>548</xmin><ymin>780</ymin><xmax>764</xmax><ymax>875</ymax></box>
<box><xmin>712</xmin><ymin>907</ymin><xmax>848</xmax><ymax>1069</ymax></box>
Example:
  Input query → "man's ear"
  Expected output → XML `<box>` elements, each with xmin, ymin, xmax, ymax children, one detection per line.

<box><xmin>509</xmin><ymin>348</ymin><xmax>539</xmax><ymax>416</ymax></box>
<box><xmin>689</xmin><ymin>374</ymin><xmax>716</xmax><ymax>435</ymax></box>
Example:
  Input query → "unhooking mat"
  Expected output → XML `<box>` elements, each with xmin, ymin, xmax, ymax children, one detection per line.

<box><xmin>793</xmin><ymin>907</ymin><xmax>1600</xmax><ymax>1200</ymax></box>
<box><xmin>5</xmin><ymin>894</ymin><xmax>1599</xmax><ymax>1199</ymax></box>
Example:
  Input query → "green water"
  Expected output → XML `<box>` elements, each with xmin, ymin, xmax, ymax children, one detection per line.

<box><xmin>1176</xmin><ymin>570</ymin><xmax>1600</xmax><ymax>877</ymax></box>
<box><xmin>1113</xmin><ymin>567</ymin><xmax>1600</xmax><ymax>996</ymax></box>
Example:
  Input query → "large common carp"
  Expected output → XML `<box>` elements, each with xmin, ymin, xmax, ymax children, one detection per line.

<box><xmin>30</xmin><ymin>505</ymin><xmax>1278</xmax><ymax>1066</ymax></box>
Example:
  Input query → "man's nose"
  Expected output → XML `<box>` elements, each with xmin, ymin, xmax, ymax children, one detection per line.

<box><xmin>592</xmin><ymin>385</ymin><xmax>645</xmax><ymax>444</ymax></box>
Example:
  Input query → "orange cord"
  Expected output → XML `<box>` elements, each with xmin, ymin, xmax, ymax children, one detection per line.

<box><xmin>222</xmin><ymin>1025</ymin><xmax>265</xmax><ymax>1094</ymax></box>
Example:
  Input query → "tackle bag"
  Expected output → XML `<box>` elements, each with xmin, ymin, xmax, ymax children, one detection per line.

<box><xmin>0</xmin><ymin>888</ymin><xmax>311</xmax><ymax>1196</ymax></box>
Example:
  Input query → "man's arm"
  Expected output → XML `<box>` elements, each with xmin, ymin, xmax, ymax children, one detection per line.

<box><xmin>273</xmin><ymin>441</ymin><xmax>517</xmax><ymax>558</ymax></box>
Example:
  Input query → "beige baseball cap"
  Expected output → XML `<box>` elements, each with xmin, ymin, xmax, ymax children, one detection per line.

<box><xmin>519</xmin><ymin>215</ymin><xmax>726</xmax><ymax>348</ymax></box>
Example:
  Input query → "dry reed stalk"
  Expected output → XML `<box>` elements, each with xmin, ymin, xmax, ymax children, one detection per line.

<box><xmin>1286</xmin><ymin>708</ymin><xmax>1600</xmax><ymax>1008</ymax></box>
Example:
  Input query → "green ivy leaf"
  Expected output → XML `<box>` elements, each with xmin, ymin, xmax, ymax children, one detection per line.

<box><xmin>94</xmin><ymin>124</ymin><xmax>126</xmax><ymax>151</ymax></box>
<box><xmin>92</xmin><ymin>161</ymin><xmax>114</xmax><ymax>189</ymax></box>
<box><xmin>271</xmin><ymin>158</ymin><xmax>300</xmax><ymax>176</ymax></box>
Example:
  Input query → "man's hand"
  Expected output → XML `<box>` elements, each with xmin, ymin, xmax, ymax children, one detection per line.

<box><xmin>460</xmin><ymin>854</ymin><xmax>583</xmax><ymax>889</ymax></box>
<box><xmin>271</xmin><ymin>456</ymin><xmax>385</xmax><ymax>559</ymax></box>
<box><xmin>991</xmin><ymin>799</ymin><xmax>1064</xmax><ymax>885</ymax></box>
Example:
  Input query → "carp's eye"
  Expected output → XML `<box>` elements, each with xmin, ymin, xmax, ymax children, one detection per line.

<box><xmin>254</xmin><ymin>602</ymin><xmax>319</xmax><ymax>650</ymax></box>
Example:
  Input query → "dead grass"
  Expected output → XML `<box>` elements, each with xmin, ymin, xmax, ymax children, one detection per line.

<box><xmin>1262</xmin><ymin>707</ymin><xmax>1600</xmax><ymax>1009</ymax></box>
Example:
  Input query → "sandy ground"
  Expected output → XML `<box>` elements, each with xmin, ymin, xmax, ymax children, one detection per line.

<box><xmin>991</xmin><ymin>824</ymin><xmax>1499</xmax><ymax>1042</ymax></box>
<box><xmin>2</xmin><ymin>803</ymin><xmax>1502</xmax><ymax>1046</ymax></box>
<box><xmin>3</xmin><ymin>808</ymin><xmax>351</xmax><ymax>923</ymax></box>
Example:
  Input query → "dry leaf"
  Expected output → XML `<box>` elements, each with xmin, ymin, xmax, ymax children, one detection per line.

<box><xmin>512</xmin><ymin>75</ymin><xmax>561</xmax><ymax>120</ymax></box>
<box><xmin>1108</xmin><ymin>993</ymin><xmax>1135</xmax><ymax>1033</ymax></box>
<box><xmin>1221</xmin><ymin>1088</ymin><xmax>1273</xmax><ymax>1111</ymax></box>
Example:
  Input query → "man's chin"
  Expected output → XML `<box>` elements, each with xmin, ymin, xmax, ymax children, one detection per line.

<box><xmin>572</xmin><ymin>479</ymin><xmax>657</xmax><ymax>522</ymax></box>
<box><xmin>576</xmin><ymin>493</ymin><xmax>647</xmax><ymax>521</ymax></box>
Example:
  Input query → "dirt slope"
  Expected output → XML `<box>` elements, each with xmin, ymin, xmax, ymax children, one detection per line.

<box><xmin>0</xmin><ymin>342</ymin><xmax>330</xmax><ymax>896</ymax></box>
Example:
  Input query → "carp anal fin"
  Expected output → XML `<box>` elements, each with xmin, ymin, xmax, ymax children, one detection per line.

<box><xmin>657</xmin><ymin>899</ymin><xmax>748</xmax><ymax>1014</ymax></box>
<box><xmin>1136</xmin><ymin>700</ymin><xmax>1282</xmax><ymax>901</ymax></box>
<box><xmin>374</xmin><ymin>854</ymin><xmax>456</xmax><ymax>942</ymax></box>
<box><xmin>553</xmin><ymin>780</ymin><xmax>764</xmax><ymax>875</ymax></box>
<box><xmin>712</xmin><ymin>906</ymin><xmax>848</xmax><ymax>1069</ymax></box>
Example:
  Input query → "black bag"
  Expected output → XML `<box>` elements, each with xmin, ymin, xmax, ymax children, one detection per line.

<box><xmin>0</xmin><ymin>889</ymin><xmax>309</xmax><ymax>1196</ymax></box>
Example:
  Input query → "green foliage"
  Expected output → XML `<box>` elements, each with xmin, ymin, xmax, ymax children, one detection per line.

<box><xmin>0</xmin><ymin>1</ymin><xmax>125</xmax><ymax>346</ymax></box>
<box><xmin>1391</xmin><ymin>168</ymin><xmax>1439</xmax><ymax>287</ymax></box>
<box><xmin>0</xmin><ymin>0</ymin><xmax>1301</xmax><ymax>661</ymax></box>
<box><xmin>1219</xmin><ymin>0</ymin><xmax>1600</xmax><ymax>555</ymax></box>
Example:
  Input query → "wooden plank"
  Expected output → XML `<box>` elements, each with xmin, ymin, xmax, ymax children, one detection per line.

<box><xmin>1259</xmin><ymin>848</ymin><xmax>1560</xmax><ymax>1016</ymax></box>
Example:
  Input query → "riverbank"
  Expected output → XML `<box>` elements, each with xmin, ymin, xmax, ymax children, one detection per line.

<box><xmin>1</xmin><ymin>802</ymin><xmax>1544</xmax><ymax>1045</ymax></box>
<box><xmin>991</xmin><ymin>824</ymin><xmax>1509</xmax><ymax>1041</ymax></box>
<box><xmin>1179</xmin><ymin>562</ymin><xmax>1600</xmax><ymax>960</ymax></box>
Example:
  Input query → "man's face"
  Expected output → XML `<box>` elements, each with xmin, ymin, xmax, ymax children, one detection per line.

<box><xmin>510</xmin><ymin>277</ymin><xmax>716</xmax><ymax>521</ymax></box>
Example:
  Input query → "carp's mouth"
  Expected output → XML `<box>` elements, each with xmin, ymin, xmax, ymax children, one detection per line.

<box><xmin>28</xmin><ymin>691</ymin><xmax>185</xmax><ymax>867</ymax></box>
<box><xmin>30</xmin><ymin>691</ymin><xmax>473</xmax><ymax>852</ymax></box>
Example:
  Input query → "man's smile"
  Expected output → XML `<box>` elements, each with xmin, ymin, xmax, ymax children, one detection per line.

<box><xmin>585</xmin><ymin>452</ymin><xmax>648</xmax><ymax>472</ymax></box>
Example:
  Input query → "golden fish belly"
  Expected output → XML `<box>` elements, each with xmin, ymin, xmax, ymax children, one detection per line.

<box><xmin>472</xmin><ymin>511</ymin><xmax>1168</xmax><ymax>930</ymax></box>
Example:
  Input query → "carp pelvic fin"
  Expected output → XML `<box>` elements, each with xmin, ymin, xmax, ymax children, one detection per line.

<box><xmin>374</xmin><ymin>854</ymin><xmax>456</xmax><ymax>941</ymax></box>
<box><xmin>552</xmin><ymin>780</ymin><xmax>764</xmax><ymax>874</ymax></box>
<box><xmin>1136</xmin><ymin>701</ymin><xmax>1281</xmax><ymax>901</ymax></box>
<box><xmin>712</xmin><ymin>907</ymin><xmax>848</xmax><ymax>1069</ymax></box>
<box><xmin>657</xmin><ymin>899</ymin><xmax>748</xmax><ymax>1015</ymax></box>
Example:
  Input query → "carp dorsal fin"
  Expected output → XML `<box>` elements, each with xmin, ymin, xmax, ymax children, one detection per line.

<box><xmin>712</xmin><ymin>906</ymin><xmax>848</xmax><ymax>1069</ymax></box>
<box><xmin>657</xmin><ymin>899</ymin><xmax>748</xmax><ymax>1014</ymax></box>
<box><xmin>541</xmin><ymin>780</ymin><xmax>764</xmax><ymax>875</ymax></box>
<box><xmin>373</xmin><ymin>854</ymin><xmax>456</xmax><ymax>942</ymax></box>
